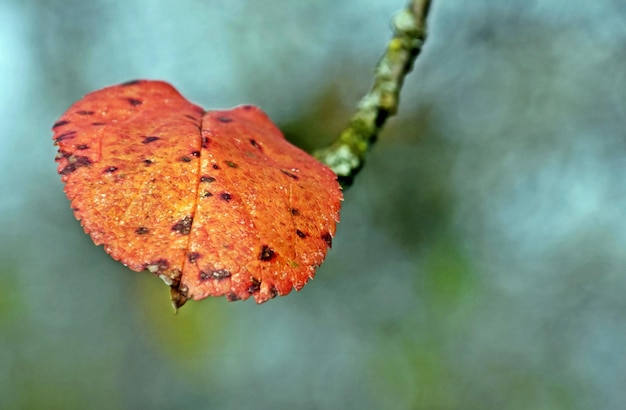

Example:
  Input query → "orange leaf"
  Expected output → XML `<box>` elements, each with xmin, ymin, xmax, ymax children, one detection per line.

<box><xmin>53</xmin><ymin>80</ymin><xmax>342</xmax><ymax>308</ymax></box>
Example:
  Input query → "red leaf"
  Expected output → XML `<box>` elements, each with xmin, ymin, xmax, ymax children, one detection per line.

<box><xmin>53</xmin><ymin>80</ymin><xmax>342</xmax><ymax>308</ymax></box>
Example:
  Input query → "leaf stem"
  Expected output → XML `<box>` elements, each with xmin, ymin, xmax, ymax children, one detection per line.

<box><xmin>313</xmin><ymin>0</ymin><xmax>432</xmax><ymax>188</ymax></box>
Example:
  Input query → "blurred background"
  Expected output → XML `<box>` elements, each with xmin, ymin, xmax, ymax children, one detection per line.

<box><xmin>1</xmin><ymin>0</ymin><xmax>626</xmax><ymax>408</ymax></box>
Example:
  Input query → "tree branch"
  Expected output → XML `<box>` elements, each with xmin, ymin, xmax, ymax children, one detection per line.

<box><xmin>313</xmin><ymin>0</ymin><xmax>432</xmax><ymax>188</ymax></box>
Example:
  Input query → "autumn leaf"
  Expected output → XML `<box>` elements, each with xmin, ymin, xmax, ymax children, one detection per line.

<box><xmin>53</xmin><ymin>80</ymin><xmax>342</xmax><ymax>309</ymax></box>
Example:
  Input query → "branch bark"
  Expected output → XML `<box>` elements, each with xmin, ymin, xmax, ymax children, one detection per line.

<box><xmin>313</xmin><ymin>0</ymin><xmax>432</xmax><ymax>188</ymax></box>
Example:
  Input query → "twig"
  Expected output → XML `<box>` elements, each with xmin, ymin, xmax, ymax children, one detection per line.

<box><xmin>313</xmin><ymin>0</ymin><xmax>432</xmax><ymax>188</ymax></box>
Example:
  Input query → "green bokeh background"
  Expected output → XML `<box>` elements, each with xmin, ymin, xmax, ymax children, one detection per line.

<box><xmin>2</xmin><ymin>0</ymin><xmax>626</xmax><ymax>408</ymax></box>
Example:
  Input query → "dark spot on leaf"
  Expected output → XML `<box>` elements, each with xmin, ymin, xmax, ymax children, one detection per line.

<box><xmin>270</xmin><ymin>286</ymin><xmax>278</xmax><ymax>299</ymax></box>
<box><xmin>172</xmin><ymin>216</ymin><xmax>193</xmax><ymax>235</ymax></box>
<box><xmin>212</xmin><ymin>164</ymin><xmax>220</xmax><ymax>170</ymax></box>
<box><xmin>180</xmin><ymin>156</ymin><xmax>192</xmax><ymax>163</ymax></box>
<box><xmin>227</xmin><ymin>292</ymin><xmax>241</xmax><ymax>301</ymax></box>
<box><xmin>187</xmin><ymin>252</ymin><xmax>200</xmax><ymax>263</ymax></box>
<box><xmin>76</xmin><ymin>144</ymin><xmax>90</xmax><ymax>150</ymax></box>
<box><xmin>77</xmin><ymin>110</ymin><xmax>94</xmax><ymax>115</ymax></box>
<box><xmin>200</xmin><ymin>269</ymin><xmax>231</xmax><ymax>281</ymax></box>
<box><xmin>200</xmin><ymin>175</ymin><xmax>215</xmax><ymax>183</ymax></box>
<box><xmin>55</xmin><ymin>150</ymin><xmax>70</xmax><ymax>160</ymax></box>
<box><xmin>281</xmin><ymin>169</ymin><xmax>299</xmax><ymax>180</ymax></box>
<box><xmin>201</xmin><ymin>191</ymin><xmax>213</xmax><ymax>198</ymax></box>
<box><xmin>59</xmin><ymin>165</ymin><xmax>76</xmax><ymax>175</ymax></box>
<box><xmin>249</xmin><ymin>139</ymin><xmax>262</xmax><ymax>150</ymax></box>
<box><xmin>220</xmin><ymin>192</ymin><xmax>232</xmax><ymax>202</ymax></box>
<box><xmin>290</xmin><ymin>208</ymin><xmax>300</xmax><ymax>216</ymax></box>
<box><xmin>217</xmin><ymin>116</ymin><xmax>233</xmax><ymax>123</ymax></box>
<box><xmin>103</xmin><ymin>166</ymin><xmax>118</xmax><ymax>173</ymax></box>
<box><xmin>224</xmin><ymin>160</ymin><xmax>238</xmax><ymax>168</ymax></box>
<box><xmin>127</xmin><ymin>98</ymin><xmax>142</xmax><ymax>106</ymax></box>
<box><xmin>92</xmin><ymin>122</ymin><xmax>106</xmax><ymax>126</ymax></box>
<box><xmin>202</xmin><ymin>136</ymin><xmax>210</xmax><ymax>148</ymax></box>
<box><xmin>296</xmin><ymin>229</ymin><xmax>307</xmax><ymax>238</ymax></box>
<box><xmin>135</xmin><ymin>227</ymin><xmax>150</xmax><ymax>235</ymax></box>
<box><xmin>121</xmin><ymin>79</ymin><xmax>141</xmax><ymax>86</ymax></box>
<box><xmin>242</xmin><ymin>105</ymin><xmax>253</xmax><ymax>110</ymax></box>
<box><xmin>194</xmin><ymin>106</ymin><xmax>205</xmax><ymax>115</ymax></box>
<box><xmin>322</xmin><ymin>232</ymin><xmax>333</xmax><ymax>248</ymax></box>
<box><xmin>142</xmin><ymin>136</ymin><xmax>160</xmax><ymax>144</ymax></box>
<box><xmin>55</xmin><ymin>131</ymin><xmax>77</xmax><ymax>142</ymax></box>
<box><xmin>191</xmin><ymin>151</ymin><xmax>200</xmax><ymax>157</ymax></box>
<box><xmin>59</xmin><ymin>155</ymin><xmax>91</xmax><ymax>175</ymax></box>
<box><xmin>247</xmin><ymin>277</ymin><xmax>261</xmax><ymax>294</ymax></box>
<box><xmin>143</xmin><ymin>159</ymin><xmax>153</xmax><ymax>166</ymax></box>
<box><xmin>53</xmin><ymin>120</ymin><xmax>69</xmax><ymax>128</ymax></box>
<box><xmin>259</xmin><ymin>245</ymin><xmax>276</xmax><ymax>262</ymax></box>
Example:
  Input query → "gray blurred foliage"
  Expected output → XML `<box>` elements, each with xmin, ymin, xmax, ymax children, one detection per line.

<box><xmin>1</xmin><ymin>0</ymin><xmax>625</xmax><ymax>408</ymax></box>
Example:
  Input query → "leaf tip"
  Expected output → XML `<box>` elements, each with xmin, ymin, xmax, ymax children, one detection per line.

<box><xmin>170</xmin><ymin>286</ymin><xmax>189</xmax><ymax>312</ymax></box>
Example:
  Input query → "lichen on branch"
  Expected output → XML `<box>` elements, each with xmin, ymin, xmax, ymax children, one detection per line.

<box><xmin>314</xmin><ymin>0</ymin><xmax>432</xmax><ymax>187</ymax></box>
